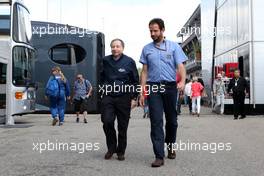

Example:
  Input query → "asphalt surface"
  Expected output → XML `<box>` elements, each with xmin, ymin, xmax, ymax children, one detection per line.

<box><xmin>0</xmin><ymin>106</ymin><xmax>264</xmax><ymax>176</ymax></box>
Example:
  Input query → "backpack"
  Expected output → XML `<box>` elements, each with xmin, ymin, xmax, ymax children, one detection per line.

<box><xmin>84</xmin><ymin>79</ymin><xmax>90</xmax><ymax>92</ymax></box>
<box><xmin>46</xmin><ymin>78</ymin><xmax>60</xmax><ymax>97</ymax></box>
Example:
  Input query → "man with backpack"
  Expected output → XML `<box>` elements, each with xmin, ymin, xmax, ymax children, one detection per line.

<box><xmin>45</xmin><ymin>66</ymin><xmax>70</xmax><ymax>126</ymax></box>
<box><xmin>72</xmin><ymin>74</ymin><xmax>93</xmax><ymax>123</ymax></box>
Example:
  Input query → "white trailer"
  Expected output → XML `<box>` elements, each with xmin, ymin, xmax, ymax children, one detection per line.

<box><xmin>201</xmin><ymin>0</ymin><xmax>264</xmax><ymax>114</ymax></box>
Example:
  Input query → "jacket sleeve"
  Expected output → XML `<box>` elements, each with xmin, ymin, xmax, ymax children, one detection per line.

<box><xmin>213</xmin><ymin>81</ymin><xmax>216</xmax><ymax>94</ymax></box>
<box><xmin>130</xmin><ymin>60</ymin><xmax>140</xmax><ymax>99</ymax></box>
<box><xmin>45</xmin><ymin>77</ymin><xmax>52</xmax><ymax>96</ymax></box>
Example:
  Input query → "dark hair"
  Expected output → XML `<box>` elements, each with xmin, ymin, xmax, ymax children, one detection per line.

<box><xmin>110</xmin><ymin>38</ymin><xmax>125</xmax><ymax>48</ymax></box>
<box><xmin>234</xmin><ymin>68</ymin><xmax>240</xmax><ymax>72</ymax></box>
<box><xmin>149</xmin><ymin>18</ymin><xmax>165</xmax><ymax>30</ymax></box>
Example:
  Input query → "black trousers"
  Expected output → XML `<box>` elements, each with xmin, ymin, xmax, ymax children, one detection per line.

<box><xmin>187</xmin><ymin>96</ymin><xmax>192</xmax><ymax>113</ymax></box>
<box><xmin>101</xmin><ymin>94</ymin><xmax>131</xmax><ymax>154</ymax></box>
<box><xmin>233</xmin><ymin>94</ymin><xmax>246</xmax><ymax>118</ymax></box>
<box><xmin>148</xmin><ymin>83</ymin><xmax>178</xmax><ymax>159</ymax></box>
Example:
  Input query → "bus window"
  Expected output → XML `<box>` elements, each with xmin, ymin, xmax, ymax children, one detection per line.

<box><xmin>0</xmin><ymin>63</ymin><xmax>7</xmax><ymax>84</ymax></box>
<box><xmin>0</xmin><ymin>6</ymin><xmax>10</xmax><ymax>35</ymax></box>
<box><xmin>0</xmin><ymin>63</ymin><xmax>6</xmax><ymax>109</ymax></box>
<box><xmin>49</xmin><ymin>43</ymin><xmax>86</xmax><ymax>65</ymax></box>
<box><xmin>12</xmin><ymin>46</ymin><xmax>35</xmax><ymax>86</ymax></box>
<box><xmin>12</xmin><ymin>3</ymin><xmax>32</xmax><ymax>43</ymax></box>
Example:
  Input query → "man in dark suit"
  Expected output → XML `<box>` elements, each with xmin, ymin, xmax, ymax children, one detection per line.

<box><xmin>100</xmin><ymin>39</ymin><xmax>139</xmax><ymax>161</ymax></box>
<box><xmin>228</xmin><ymin>69</ymin><xmax>249</xmax><ymax>120</ymax></box>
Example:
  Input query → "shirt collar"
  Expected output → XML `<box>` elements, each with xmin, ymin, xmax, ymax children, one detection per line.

<box><xmin>111</xmin><ymin>54</ymin><xmax>123</xmax><ymax>61</ymax></box>
<box><xmin>153</xmin><ymin>39</ymin><xmax>167</xmax><ymax>51</ymax></box>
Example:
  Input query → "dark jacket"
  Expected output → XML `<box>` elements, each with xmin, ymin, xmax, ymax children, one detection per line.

<box><xmin>100</xmin><ymin>54</ymin><xmax>139</xmax><ymax>98</ymax></box>
<box><xmin>227</xmin><ymin>77</ymin><xmax>249</xmax><ymax>97</ymax></box>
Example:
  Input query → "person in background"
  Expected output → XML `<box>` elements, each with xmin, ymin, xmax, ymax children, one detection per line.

<box><xmin>45</xmin><ymin>66</ymin><xmax>70</xmax><ymax>126</ymax></box>
<box><xmin>143</xmin><ymin>86</ymin><xmax>149</xmax><ymax>118</ymax></box>
<box><xmin>191</xmin><ymin>76</ymin><xmax>204</xmax><ymax>117</ymax></box>
<box><xmin>184</xmin><ymin>79</ymin><xmax>192</xmax><ymax>114</ymax></box>
<box><xmin>176</xmin><ymin>72</ymin><xmax>183</xmax><ymax>115</ymax></box>
<box><xmin>227</xmin><ymin>69</ymin><xmax>249</xmax><ymax>120</ymax></box>
<box><xmin>183</xmin><ymin>79</ymin><xmax>189</xmax><ymax>106</ymax></box>
<box><xmin>213</xmin><ymin>73</ymin><xmax>226</xmax><ymax>115</ymax></box>
<box><xmin>73</xmin><ymin>74</ymin><xmax>92</xmax><ymax>123</ymax></box>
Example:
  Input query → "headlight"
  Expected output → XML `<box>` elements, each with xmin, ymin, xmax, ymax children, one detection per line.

<box><xmin>27</xmin><ymin>91</ymin><xmax>35</xmax><ymax>100</ymax></box>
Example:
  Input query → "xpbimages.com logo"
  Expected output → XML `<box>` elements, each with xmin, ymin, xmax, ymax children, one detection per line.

<box><xmin>32</xmin><ymin>24</ymin><xmax>99</xmax><ymax>38</ymax></box>
<box><xmin>165</xmin><ymin>140</ymin><xmax>232</xmax><ymax>154</ymax></box>
<box><xmin>32</xmin><ymin>140</ymin><xmax>100</xmax><ymax>154</ymax></box>
<box><xmin>98</xmin><ymin>83</ymin><xmax>166</xmax><ymax>96</ymax></box>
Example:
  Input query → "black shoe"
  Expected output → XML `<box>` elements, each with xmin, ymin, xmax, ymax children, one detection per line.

<box><xmin>59</xmin><ymin>122</ymin><xmax>63</xmax><ymax>126</ymax></box>
<box><xmin>52</xmin><ymin>118</ymin><xmax>58</xmax><ymax>126</ymax></box>
<box><xmin>168</xmin><ymin>150</ymin><xmax>176</xmax><ymax>159</ymax></box>
<box><xmin>239</xmin><ymin>116</ymin><xmax>246</xmax><ymax>119</ymax></box>
<box><xmin>76</xmin><ymin>117</ymin><xmax>79</xmax><ymax>123</ymax></box>
<box><xmin>117</xmin><ymin>153</ymin><xmax>125</xmax><ymax>161</ymax></box>
<box><xmin>151</xmin><ymin>159</ymin><xmax>164</xmax><ymax>167</ymax></box>
<box><xmin>84</xmin><ymin>118</ymin><xmax>87</xmax><ymax>123</ymax></box>
<box><xmin>104</xmin><ymin>151</ymin><xmax>114</xmax><ymax>160</ymax></box>
<box><xmin>234</xmin><ymin>116</ymin><xmax>238</xmax><ymax>120</ymax></box>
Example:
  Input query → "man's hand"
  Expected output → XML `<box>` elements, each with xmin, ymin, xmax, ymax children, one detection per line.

<box><xmin>67</xmin><ymin>96</ymin><xmax>71</xmax><ymax>100</ymax></box>
<box><xmin>177</xmin><ymin>81</ymin><xmax>185</xmax><ymax>91</ymax></box>
<box><xmin>131</xmin><ymin>99</ymin><xmax>138</xmax><ymax>109</ymax></box>
<box><xmin>139</xmin><ymin>95</ymin><xmax>145</xmax><ymax>107</ymax></box>
<box><xmin>44</xmin><ymin>96</ymin><xmax>48</xmax><ymax>100</ymax></box>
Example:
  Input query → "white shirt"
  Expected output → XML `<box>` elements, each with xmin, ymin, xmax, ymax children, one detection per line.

<box><xmin>184</xmin><ymin>82</ymin><xmax>192</xmax><ymax>96</ymax></box>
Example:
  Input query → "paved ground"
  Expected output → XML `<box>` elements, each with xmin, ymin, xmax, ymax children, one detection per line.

<box><xmin>0</xmin><ymin>107</ymin><xmax>264</xmax><ymax>176</ymax></box>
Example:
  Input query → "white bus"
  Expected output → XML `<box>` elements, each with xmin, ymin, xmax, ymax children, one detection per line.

<box><xmin>0</xmin><ymin>0</ymin><xmax>36</xmax><ymax>124</ymax></box>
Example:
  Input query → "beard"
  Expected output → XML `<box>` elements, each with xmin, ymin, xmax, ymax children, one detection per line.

<box><xmin>152</xmin><ymin>35</ymin><xmax>163</xmax><ymax>43</ymax></box>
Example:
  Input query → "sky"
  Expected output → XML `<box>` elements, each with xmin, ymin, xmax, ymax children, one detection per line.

<box><xmin>24</xmin><ymin>0</ymin><xmax>200</xmax><ymax>67</ymax></box>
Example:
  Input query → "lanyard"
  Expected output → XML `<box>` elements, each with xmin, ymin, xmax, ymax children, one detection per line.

<box><xmin>154</xmin><ymin>41</ymin><xmax>167</xmax><ymax>51</ymax></box>
<box><xmin>235</xmin><ymin>78</ymin><xmax>239</xmax><ymax>86</ymax></box>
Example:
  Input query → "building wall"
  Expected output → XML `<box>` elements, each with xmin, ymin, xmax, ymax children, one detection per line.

<box><xmin>202</xmin><ymin>0</ymin><xmax>264</xmax><ymax>106</ymax></box>
<box><xmin>201</xmin><ymin>0</ymin><xmax>216</xmax><ymax>102</ymax></box>
<box><xmin>252</xmin><ymin>0</ymin><xmax>264</xmax><ymax>104</ymax></box>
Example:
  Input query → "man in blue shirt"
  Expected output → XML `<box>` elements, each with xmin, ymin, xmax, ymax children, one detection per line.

<box><xmin>139</xmin><ymin>18</ymin><xmax>187</xmax><ymax>167</ymax></box>
<box><xmin>100</xmin><ymin>39</ymin><xmax>139</xmax><ymax>161</ymax></box>
<box><xmin>73</xmin><ymin>74</ymin><xmax>92</xmax><ymax>123</ymax></box>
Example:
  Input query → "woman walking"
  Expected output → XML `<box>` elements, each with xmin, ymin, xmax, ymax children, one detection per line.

<box><xmin>45</xmin><ymin>66</ymin><xmax>70</xmax><ymax>126</ymax></box>
<box><xmin>191</xmin><ymin>77</ymin><xmax>204</xmax><ymax>117</ymax></box>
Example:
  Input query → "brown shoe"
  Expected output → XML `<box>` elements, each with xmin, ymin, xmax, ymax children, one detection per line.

<box><xmin>104</xmin><ymin>151</ymin><xmax>114</xmax><ymax>160</ymax></box>
<box><xmin>52</xmin><ymin>118</ymin><xmax>58</xmax><ymax>126</ymax></box>
<box><xmin>151</xmin><ymin>159</ymin><xmax>164</xmax><ymax>167</ymax></box>
<box><xmin>168</xmin><ymin>150</ymin><xmax>176</xmax><ymax>159</ymax></box>
<box><xmin>117</xmin><ymin>153</ymin><xmax>125</xmax><ymax>161</ymax></box>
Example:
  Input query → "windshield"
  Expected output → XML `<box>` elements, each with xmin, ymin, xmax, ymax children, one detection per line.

<box><xmin>0</xmin><ymin>5</ymin><xmax>10</xmax><ymax>35</ymax></box>
<box><xmin>13</xmin><ymin>3</ymin><xmax>32</xmax><ymax>43</ymax></box>
<box><xmin>12</xmin><ymin>46</ymin><xmax>35</xmax><ymax>86</ymax></box>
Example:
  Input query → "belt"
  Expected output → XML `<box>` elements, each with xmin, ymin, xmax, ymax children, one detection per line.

<box><xmin>147</xmin><ymin>81</ymin><xmax>176</xmax><ymax>86</ymax></box>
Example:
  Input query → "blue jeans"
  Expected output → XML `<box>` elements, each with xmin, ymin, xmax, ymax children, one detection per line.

<box><xmin>49</xmin><ymin>96</ymin><xmax>66</xmax><ymax>122</ymax></box>
<box><xmin>148</xmin><ymin>83</ymin><xmax>178</xmax><ymax>159</ymax></box>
